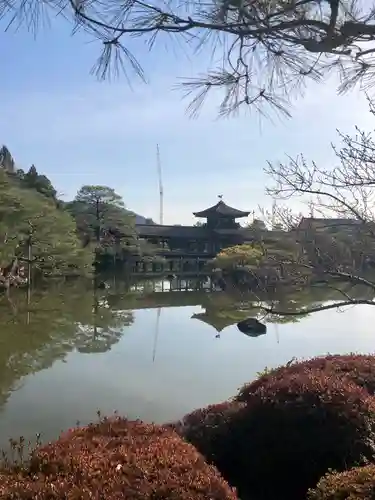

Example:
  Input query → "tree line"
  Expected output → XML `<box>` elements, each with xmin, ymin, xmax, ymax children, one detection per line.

<box><xmin>0</xmin><ymin>147</ymin><xmax>145</xmax><ymax>285</ymax></box>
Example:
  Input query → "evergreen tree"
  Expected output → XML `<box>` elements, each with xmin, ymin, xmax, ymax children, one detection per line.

<box><xmin>0</xmin><ymin>170</ymin><xmax>91</xmax><ymax>277</ymax></box>
<box><xmin>22</xmin><ymin>165</ymin><xmax>57</xmax><ymax>200</ymax></box>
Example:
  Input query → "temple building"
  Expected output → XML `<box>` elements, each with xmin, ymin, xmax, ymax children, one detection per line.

<box><xmin>193</xmin><ymin>200</ymin><xmax>250</xmax><ymax>230</ymax></box>
<box><xmin>136</xmin><ymin>199</ymin><xmax>252</xmax><ymax>256</ymax></box>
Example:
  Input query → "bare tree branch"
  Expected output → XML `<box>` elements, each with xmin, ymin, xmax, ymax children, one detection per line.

<box><xmin>264</xmin><ymin>298</ymin><xmax>375</xmax><ymax>316</ymax></box>
<box><xmin>257</xmin><ymin>99</ymin><xmax>375</xmax><ymax>316</ymax></box>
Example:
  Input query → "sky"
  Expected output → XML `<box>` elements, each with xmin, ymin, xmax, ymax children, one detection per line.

<box><xmin>0</xmin><ymin>13</ymin><xmax>373</xmax><ymax>225</ymax></box>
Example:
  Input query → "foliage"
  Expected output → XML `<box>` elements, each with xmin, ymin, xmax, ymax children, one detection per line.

<box><xmin>67</xmin><ymin>185</ymin><xmax>137</xmax><ymax>254</ymax></box>
<box><xmin>264</xmin><ymin>101</ymin><xmax>375</xmax><ymax>315</ymax></box>
<box><xmin>23</xmin><ymin>199</ymin><xmax>92</xmax><ymax>277</ymax></box>
<box><xmin>16</xmin><ymin>165</ymin><xmax>57</xmax><ymax>200</ymax></box>
<box><xmin>308</xmin><ymin>465</ymin><xmax>375</xmax><ymax>500</ymax></box>
<box><xmin>169</xmin><ymin>401</ymin><xmax>245</xmax><ymax>464</ymax></box>
<box><xmin>3</xmin><ymin>0</ymin><xmax>375</xmax><ymax>117</ymax></box>
<box><xmin>181</xmin><ymin>370</ymin><xmax>375</xmax><ymax>500</ymax></box>
<box><xmin>0</xmin><ymin>171</ymin><xmax>27</xmax><ymax>263</ymax></box>
<box><xmin>0</xmin><ymin>417</ymin><xmax>238</xmax><ymax>500</ymax></box>
<box><xmin>111</xmin><ymin>277</ymin><xmax>356</xmax><ymax>325</ymax></box>
<box><xmin>26</xmin><ymin>200</ymin><xmax>93</xmax><ymax>277</ymax></box>
<box><xmin>236</xmin><ymin>354</ymin><xmax>375</xmax><ymax>402</ymax></box>
<box><xmin>211</xmin><ymin>238</ymin><xmax>309</xmax><ymax>290</ymax></box>
<box><xmin>213</xmin><ymin>238</ymin><xmax>305</xmax><ymax>270</ymax></box>
<box><xmin>75</xmin><ymin>185</ymin><xmax>124</xmax><ymax>208</ymax></box>
<box><xmin>0</xmin><ymin>147</ymin><xmax>148</xmax><ymax>276</ymax></box>
<box><xmin>255</xmin><ymin>366</ymin><xmax>275</xmax><ymax>379</ymax></box>
<box><xmin>248</xmin><ymin>219</ymin><xmax>267</xmax><ymax>231</ymax></box>
<box><xmin>0</xmin><ymin>282</ymin><xmax>134</xmax><ymax>411</ymax></box>
<box><xmin>0</xmin><ymin>170</ymin><xmax>91</xmax><ymax>276</ymax></box>
<box><xmin>212</xmin><ymin>244</ymin><xmax>265</xmax><ymax>269</ymax></box>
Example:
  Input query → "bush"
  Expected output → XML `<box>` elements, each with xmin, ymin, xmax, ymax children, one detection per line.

<box><xmin>0</xmin><ymin>417</ymin><xmax>238</xmax><ymax>500</ymax></box>
<box><xmin>235</xmin><ymin>354</ymin><xmax>375</xmax><ymax>402</ymax></box>
<box><xmin>308</xmin><ymin>465</ymin><xmax>375</xmax><ymax>500</ymax></box>
<box><xmin>169</xmin><ymin>401</ymin><xmax>245</xmax><ymax>463</ymax></box>
<box><xmin>186</xmin><ymin>371</ymin><xmax>375</xmax><ymax>500</ymax></box>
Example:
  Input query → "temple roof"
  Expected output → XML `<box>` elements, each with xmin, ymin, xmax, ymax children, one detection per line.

<box><xmin>193</xmin><ymin>200</ymin><xmax>250</xmax><ymax>219</ymax></box>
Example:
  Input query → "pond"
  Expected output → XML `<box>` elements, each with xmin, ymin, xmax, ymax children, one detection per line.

<box><xmin>0</xmin><ymin>277</ymin><xmax>374</xmax><ymax>449</ymax></box>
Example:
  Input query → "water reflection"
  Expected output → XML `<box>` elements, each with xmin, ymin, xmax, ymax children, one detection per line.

<box><xmin>0</xmin><ymin>281</ymin><xmax>134</xmax><ymax>412</ymax></box>
<box><xmin>0</xmin><ymin>277</ymin><xmax>373</xmax><ymax>448</ymax></box>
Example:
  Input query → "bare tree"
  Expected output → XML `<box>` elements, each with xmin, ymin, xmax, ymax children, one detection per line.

<box><xmin>3</xmin><ymin>0</ymin><xmax>375</xmax><ymax>116</ymax></box>
<box><xmin>263</xmin><ymin>99</ymin><xmax>375</xmax><ymax>315</ymax></box>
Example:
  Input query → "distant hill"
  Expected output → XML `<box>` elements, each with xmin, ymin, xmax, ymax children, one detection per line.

<box><xmin>133</xmin><ymin>214</ymin><xmax>156</xmax><ymax>225</ymax></box>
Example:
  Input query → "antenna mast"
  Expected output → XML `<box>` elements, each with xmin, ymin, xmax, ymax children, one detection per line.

<box><xmin>157</xmin><ymin>144</ymin><xmax>164</xmax><ymax>225</ymax></box>
<box><xmin>272</xmin><ymin>199</ymin><xmax>277</xmax><ymax>228</ymax></box>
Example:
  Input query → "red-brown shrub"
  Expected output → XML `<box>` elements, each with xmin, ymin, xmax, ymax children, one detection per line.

<box><xmin>170</xmin><ymin>401</ymin><xmax>245</xmax><ymax>463</ymax></box>
<box><xmin>308</xmin><ymin>465</ymin><xmax>375</xmax><ymax>500</ymax></box>
<box><xmin>0</xmin><ymin>417</ymin><xmax>238</xmax><ymax>500</ymax></box>
<box><xmin>235</xmin><ymin>354</ymin><xmax>375</xmax><ymax>402</ymax></box>
<box><xmin>182</xmin><ymin>370</ymin><xmax>375</xmax><ymax>500</ymax></box>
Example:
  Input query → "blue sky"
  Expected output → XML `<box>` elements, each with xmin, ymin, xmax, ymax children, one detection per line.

<box><xmin>0</xmin><ymin>15</ymin><xmax>372</xmax><ymax>225</ymax></box>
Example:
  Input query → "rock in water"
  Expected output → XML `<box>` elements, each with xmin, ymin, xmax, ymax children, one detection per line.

<box><xmin>237</xmin><ymin>318</ymin><xmax>267</xmax><ymax>336</ymax></box>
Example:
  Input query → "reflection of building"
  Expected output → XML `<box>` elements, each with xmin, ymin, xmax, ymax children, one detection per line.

<box><xmin>136</xmin><ymin>200</ymin><xmax>251</xmax><ymax>257</ymax></box>
<box><xmin>192</xmin><ymin>311</ymin><xmax>247</xmax><ymax>333</ymax></box>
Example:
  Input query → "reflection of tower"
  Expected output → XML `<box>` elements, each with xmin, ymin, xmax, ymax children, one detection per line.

<box><xmin>26</xmin><ymin>282</ymin><xmax>31</xmax><ymax>325</ymax></box>
<box><xmin>152</xmin><ymin>307</ymin><xmax>161</xmax><ymax>362</ymax></box>
<box><xmin>92</xmin><ymin>281</ymin><xmax>99</xmax><ymax>338</ymax></box>
<box><xmin>274</xmin><ymin>323</ymin><xmax>280</xmax><ymax>344</ymax></box>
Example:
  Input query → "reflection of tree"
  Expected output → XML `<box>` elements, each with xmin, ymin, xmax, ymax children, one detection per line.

<box><xmin>0</xmin><ymin>277</ymin><xmax>363</xmax><ymax>415</ymax></box>
<box><xmin>75</xmin><ymin>288</ymin><xmax>133</xmax><ymax>353</ymax></box>
<box><xmin>192</xmin><ymin>282</ymin><xmax>373</xmax><ymax>333</ymax></box>
<box><xmin>192</xmin><ymin>283</ymin><xmax>370</xmax><ymax>332</ymax></box>
<box><xmin>264</xmin><ymin>282</ymin><xmax>374</xmax><ymax>319</ymax></box>
<box><xmin>107</xmin><ymin>280</ymin><xmax>364</xmax><ymax>332</ymax></box>
<box><xmin>112</xmin><ymin>279</ymin><xmax>366</xmax><ymax>338</ymax></box>
<box><xmin>0</xmin><ymin>281</ymin><xmax>134</xmax><ymax>411</ymax></box>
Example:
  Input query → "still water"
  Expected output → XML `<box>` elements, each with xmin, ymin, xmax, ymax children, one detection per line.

<box><xmin>0</xmin><ymin>278</ymin><xmax>374</xmax><ymax>448</ymax></box>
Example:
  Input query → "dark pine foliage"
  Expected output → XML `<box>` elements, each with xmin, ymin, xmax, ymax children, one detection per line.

<box><xmin>0</xmin><ymin>417</ymin><xmax>238</xmax><ymax>500</ymax></box>
<box><xmin>235</xmin><ymin>354</ymin><xmax>375</xmax><ymax>402</ymax></box>
<box><xmin>308</xmin><ymin>464</ymin><xmax>375</xmax><ymax>500</ymax></box>
<box><xmin>179</xmin><ymin>370</ymin><xmax>375</xmax><ymax>500</ymax></box>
